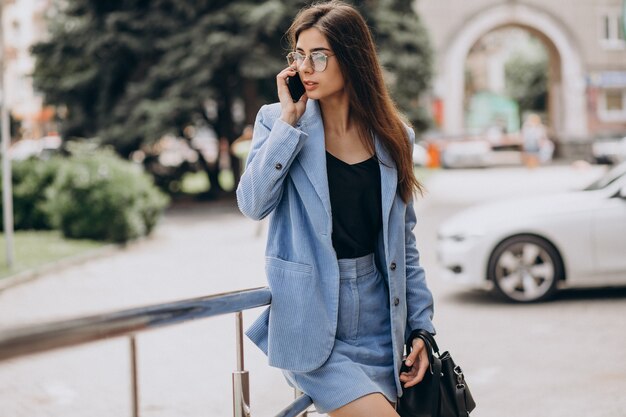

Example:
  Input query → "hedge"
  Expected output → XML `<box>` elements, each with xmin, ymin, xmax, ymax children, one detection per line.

<box><xmin>1</xmin><ymin>147</ymin><xmax>169</xmax><ymax>243</ymax></box>
<box><xmin>1</xmin><ymin>157</ymin><xmax>61</xmax><ymax>230</ymax></box>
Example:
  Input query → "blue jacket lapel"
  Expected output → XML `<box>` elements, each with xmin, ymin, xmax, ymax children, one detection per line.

<box><xmin>375</xmin><ymin>135</ymin><xmax>398</xmax><ymax>232</ymax></box>
<box><xmin>295</xmin><ymin>100</ymin><xmax>332</xmax><ymax>219</ymax></box>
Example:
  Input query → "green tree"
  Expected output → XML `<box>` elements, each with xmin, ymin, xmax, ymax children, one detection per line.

<box><xmin>505</xmin><ymin>51</ymin><xmax>548</xmax><ymax>118</ymax></box>
<box><xmin>32</xmin><ymin>0</ymin><xmax>433</xmax><ymax>197</ymax></box>
<box><xmin>369</xmin><ymin>0</ymin><xmax>433</xmax><ymax>131</ymax></box>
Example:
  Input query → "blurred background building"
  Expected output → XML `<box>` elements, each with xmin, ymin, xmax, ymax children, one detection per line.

<box><xmin>1</xmin><ymin>0</ymin><xmax>53</xmax><ymax>141</ymax></box>
<box><xmin>417</xmin><ymin>0</ymin><xmax>626</xmax><ymax>158</ymax></box>
<box><xmin>1</xmin><ymin>0</ymin><xmax>625</xmax><ymax>160</ymax></box>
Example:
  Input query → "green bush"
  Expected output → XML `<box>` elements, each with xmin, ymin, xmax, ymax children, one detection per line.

<box><xmin>43</xmin><ymin>147</ymin><xmax>170</xmax><ymax>243</ymax></box>
<box><xmin>0</xmin><ymin>145</ymin><xmax>169</xmax><ymax>242</ymax></box>
<box><xmin>0</xmin><ymin>157</ymin><xmax>61</xmax><ymax>230</ymax></box>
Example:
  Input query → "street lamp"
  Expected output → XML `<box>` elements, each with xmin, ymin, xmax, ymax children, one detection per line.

<box><xmin>0</xmin><ymin>2</ymin><xmax>15</xmax><ymax>268</ymax></box>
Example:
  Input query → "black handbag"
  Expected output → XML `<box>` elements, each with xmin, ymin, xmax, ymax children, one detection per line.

<box><xmin>397</xmin><ymin>330</ymin><xmax>476</xmax><ymax>417</ymax></box>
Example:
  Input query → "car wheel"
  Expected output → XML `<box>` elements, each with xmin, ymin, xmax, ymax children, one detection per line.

<box><xmin>487</xmin><ymin>235</ymin><xmax>563</xmax><ymax>302</ymax></box>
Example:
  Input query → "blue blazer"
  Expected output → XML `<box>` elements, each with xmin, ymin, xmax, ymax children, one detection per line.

<box><xmin>236</xmin><ymin>99</ymin><xmax>435</xmax><ymax>396</ymax></box>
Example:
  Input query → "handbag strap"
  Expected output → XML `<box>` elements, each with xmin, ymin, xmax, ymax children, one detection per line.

<box><xmin>406</xmin><ymin>329</ymin><xmax>440</xmax><ymax>356</ymax></box>
<box><xmin>455</xmin><ymin>384</ymin><xmax>469</xmax><ymax>417</ymax></box>
<box><xmin>414</xmin><ymin>329</ymin><xmax>440</xmax><ymax>355</ymax></box>
<box><xmin>408</xmin><ymin>332</ymin><xmax>443</xmax><ymax>417</ymax></box>
<box><xmin>429</xmin><ymin>354</ymin><xmax>443</xmax><ymax>417</ymax></box>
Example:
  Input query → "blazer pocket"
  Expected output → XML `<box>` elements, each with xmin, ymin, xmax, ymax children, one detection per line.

<box><xmin>265</xmin><ymin>256</ymin><xmax>313</xmax><ymax>274</ymax></box>
<box><xmin>265</xmin><ymin>257</ymin><xmax>322</xmax><ymax>372</ymax></box>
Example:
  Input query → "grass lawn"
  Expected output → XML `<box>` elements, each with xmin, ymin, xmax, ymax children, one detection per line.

<box><xmin>180</xmin><ymin>170</ymin><xmax>235</xmax><ymax>195</ymax></box>
<box><xmin>0</xmin><ymin>231</ymin><xmax>106</xmax><ymax>280</ymax></box>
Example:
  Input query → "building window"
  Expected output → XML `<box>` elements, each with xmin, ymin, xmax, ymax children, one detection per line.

<box><xmin>599</xmin><ymin>89</ymin><xmax>626</xmax><ymax>122</ymax></box>
<box><xmin>599</xmin><ymin>9</ymin><xmax>626</xmax><ymax>49</ymax></box>
<box><xmin>606</xmin><ymin>90</ymin><xmax>623</xmax><ymax>111</ymax></box>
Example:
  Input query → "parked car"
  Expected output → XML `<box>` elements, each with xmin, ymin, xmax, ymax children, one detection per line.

<box><xmin>440</xmin><ymin>140</ymin><xmax>493</xmax><ymax>168</ymax></box>
<box><xmin>412</xmin><ymin>142</ymin><xmax>428</xmax><ymax>166</ymax></box>
<box><xmin>592</xmin><ymin>136</ymin><xmax>626</xmax><ymax>165</ymax></box>
<box><xmin>437</xmin><ymin>163</ymin><xmax>626</xmax><ymax>302</ymax></box>
<box><xmin>10</xmin><ymin>136</ymin><xmax>62</xmax><ymax>161</ymax></box>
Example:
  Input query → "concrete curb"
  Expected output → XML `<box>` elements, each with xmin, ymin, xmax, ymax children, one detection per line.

<box><xmin>0</xmin><ymin>235</ymin><xmax>154</xmax><ymax>293</ymax></box>
<box><xmin>0</xmin><ymin>201</ymin><xmax>232</xmax><ymax>294</ymax></box>
<box><xmin>0</xmin><ymin>244</ymin><xmax>120</xmax><ymax>292</ymax></box>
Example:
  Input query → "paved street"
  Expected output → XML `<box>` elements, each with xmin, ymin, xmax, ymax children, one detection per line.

<box><xmin>0</xmin><ymin>164</ymin><xmax>624</xmax><ymax>417</ymax></box>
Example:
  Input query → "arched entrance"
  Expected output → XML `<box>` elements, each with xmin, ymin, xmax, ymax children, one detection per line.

<box><xmin>439</xmin><ymin>3</ymin><xmax>587</xmax><ymax>142</ymax></box>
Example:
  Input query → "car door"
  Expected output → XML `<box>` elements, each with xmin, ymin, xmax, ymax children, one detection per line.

<box><xmin>592</xmin><ymin>185</ymin><xmax>626</xmax><ymax>282</ymax></box>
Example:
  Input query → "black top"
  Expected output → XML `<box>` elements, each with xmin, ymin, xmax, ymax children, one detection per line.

<box><xmin>326</xmin><ymin>151</ymin><xmax>382</xmax><ymax>259</ymax></box>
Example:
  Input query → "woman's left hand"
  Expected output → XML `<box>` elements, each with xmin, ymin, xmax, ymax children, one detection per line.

<box><xmin>399</xmin><ymin>338</ymin><xmax>429</xmax><ymax>388</ymax></box>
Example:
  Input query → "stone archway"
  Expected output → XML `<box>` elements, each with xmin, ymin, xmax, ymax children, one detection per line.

<box><xmin>438</xmin><ymin>2</ymin><xmax>587</xmax><ymax>142</ymax></box>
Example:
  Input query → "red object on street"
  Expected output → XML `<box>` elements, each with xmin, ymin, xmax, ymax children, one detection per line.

<box><xmin>427</xmin><ymin>142</ymin><xmax>440</xmax><ymax>168</ymax></box>
<box><xmin>432</xmin><ymin>98</ymin><xmax>444</xmax><ymax>127</ymax></box>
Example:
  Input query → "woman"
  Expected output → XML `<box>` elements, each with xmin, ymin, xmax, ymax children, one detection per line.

<box><xmin>236</xmin><ymin>2</ymin><xmax>435</xmax><ymax>416</ymax></box>
<box><xmin>521</xmin><ymin>113</ymin><xmax>548</xmax><ymax>168</ymax></box>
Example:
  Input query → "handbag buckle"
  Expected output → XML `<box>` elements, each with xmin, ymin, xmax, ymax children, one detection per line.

<box><xmin>454</xmin><ymin>365</ymin><xmax>465</xmax><ymax>384</ymax></box>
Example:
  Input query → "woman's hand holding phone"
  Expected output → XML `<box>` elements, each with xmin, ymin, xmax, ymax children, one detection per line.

<box><xmin>277</xmin><ymin>66</ymin><xmax>308</xmax><ymax>126</ymax></box>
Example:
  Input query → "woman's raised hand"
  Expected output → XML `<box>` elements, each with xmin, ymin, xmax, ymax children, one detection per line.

<box><xmin>277</xmin><ymin>66</ymin><xmax>308</xmax><ymax>126</ymax></box>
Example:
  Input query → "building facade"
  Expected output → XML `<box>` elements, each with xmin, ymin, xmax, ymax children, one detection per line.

<box><xmin>1</xmin><ymin>0</ymin><xmax>52</xmax><ymax>140</ymax></box>
<box><xmin>416</xmin><ymin>0</ymin><xmax>626</xmax><ymax>154</ymax></box>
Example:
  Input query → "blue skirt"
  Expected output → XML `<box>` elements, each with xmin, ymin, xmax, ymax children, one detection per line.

<box><xmin>282</xmin><ymin>253</ymin><xmax>396</xmax><ymax>414</ymax></box>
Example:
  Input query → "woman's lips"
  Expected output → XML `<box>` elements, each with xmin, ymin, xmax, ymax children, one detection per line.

<box><xmin>303</xmin><ymin>80</ymin><xmax>318</xmax><ymax>91</ymax></box>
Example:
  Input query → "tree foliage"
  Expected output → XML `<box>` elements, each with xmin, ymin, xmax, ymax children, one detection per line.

<box><xmin>505</xmin><ymin>51</ymin><xmax>548</xmax><ymax>117</ymax></box>
<box><xmin>32</xmin><ymin>0</ymin><xmax>433</xmax><ymax>194</ymax></box>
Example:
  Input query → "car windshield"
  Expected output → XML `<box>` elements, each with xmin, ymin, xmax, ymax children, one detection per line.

<box><xmin>584</xmin><ymin>163</ymin><xmax>626</xmax><ymax>191</ymax></box>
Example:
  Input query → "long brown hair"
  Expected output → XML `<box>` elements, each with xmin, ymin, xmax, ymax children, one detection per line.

<box><xmin>287</xmin><ymin>0</ymin><xmax>423</xmax><ymax>202</ymax></box>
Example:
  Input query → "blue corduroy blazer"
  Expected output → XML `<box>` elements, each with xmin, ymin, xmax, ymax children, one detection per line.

<box><xmin>236</xmin><ymin>99</ymin><xmax>435</xmax><ymax>396</ymax></box>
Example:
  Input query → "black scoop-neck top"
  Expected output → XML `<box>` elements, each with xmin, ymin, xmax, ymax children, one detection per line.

<box><xmin>326</xmin><ymin>151</ymin><xmax>382</xmax><ymax>259</ymax></box>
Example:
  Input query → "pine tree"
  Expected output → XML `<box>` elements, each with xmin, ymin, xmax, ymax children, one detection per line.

<box><xmin>366</xmin><ymin>0</ymin><xmax>434</xmax><ymax>130</ymax></box>
<box><xmin>32</xmin><ymin>0</ymin><xmax>432</xmax><ymax>196</ymax></box>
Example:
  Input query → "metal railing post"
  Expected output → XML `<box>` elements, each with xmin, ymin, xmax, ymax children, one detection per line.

<box><xmin>294</xmin><ymin>389</ymin><xmax>308</xmax><ymax>417</ymax></box>
<box><xmin>232</xmin><ymin>311</ymin><xmax>250</xmax><ymax>417</ymax></box>
<box><xmin>0</xmin><ymin>287</ymin><xmax>326</xmax><ymax>416</ymax></box>
<box><xmin>129</xmin><ymin>335</ymin><xmax>139</xmax><ymax>417</ymax></box>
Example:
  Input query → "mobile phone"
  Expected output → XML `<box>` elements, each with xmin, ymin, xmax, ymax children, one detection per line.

<box><xmin>286</xmin><ymin>72</ymin><xmax>306</xmax><ymax>102</ymax></box>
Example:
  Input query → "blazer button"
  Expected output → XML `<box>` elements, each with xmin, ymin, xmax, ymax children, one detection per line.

<box><xmin>393</xmin><ymin>297</ymin><xmax>400</xmax><ymax>306</ymax></box>
<box><xmin>390</xmin><ymin>262</ymin><xmax>397</xmax><ymax>271</ymax></box>
<box><xmin>275</xmin><ymin>163</ymin><xmax>283</xmax><ymax>170</ymax></box>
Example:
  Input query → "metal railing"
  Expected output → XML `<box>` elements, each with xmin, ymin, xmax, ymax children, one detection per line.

<box><xmin>0</xmin><ymin>286</ymin><xmax>314</xmax><ymax>417</ymax></box>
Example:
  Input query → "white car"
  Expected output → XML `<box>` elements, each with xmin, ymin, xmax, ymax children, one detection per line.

<box><xmin>437</xmin><ymin>163</ymin><xmax>626</xmax><ymax>302</ymax></box>
<box><xmin>440</xmin><ymin>140</ymin><xmax>493</xmax><ymax>169</ymax></box>
<box><xmin>412</xmin><ymin>143</ymin><xmax>428</xmax><ymax>166</ymax></box>
<box><xmin>10</xmin><ymin>136</ymin><xmax>62</xmax><ymax>161</ymax></box>
<box><xmin>592</xmin><ymin>136</ymin><xmax>626</xmax><ymax>165</ymax></box>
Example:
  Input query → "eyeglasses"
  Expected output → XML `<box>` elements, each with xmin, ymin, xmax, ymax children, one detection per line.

<box><xmin>286</xmin><ymin>51</ymin><xmax>335</xmax><ymax>72</ymax></box>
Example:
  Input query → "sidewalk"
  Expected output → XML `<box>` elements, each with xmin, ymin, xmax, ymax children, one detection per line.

<box><xmin>0</xmin><ymin>199</ymin><xmax>292</xmax><ymax>417</ymax></box>
<box><xmin>0</xmin><ymin>163</ymin><xmax>619</xmax><ymax>417</ymax></box>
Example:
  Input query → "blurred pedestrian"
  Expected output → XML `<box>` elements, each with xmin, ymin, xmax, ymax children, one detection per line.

<box><xmin>236</xmin><ymin>2</ymin><xmax>435</xmax><ymax>416</ymax></box>
<box><xmin>521</xmin><ymin>113</ymin><xmax>548</xmax><ymax>168</ymax></box>
<box><xmin>231</xmin><ymin>124</ymin><xmax>254</xmax><ymax>169</ymax></box>
<box><xmin>539</xmin><ymin>136</ymin><xmax>555</xmax><ymax>164</ymax></box>
<box><xmin>218</xmin><ymin>137</ymin><xmax>231</xmax><ymax>171</ymax></box>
